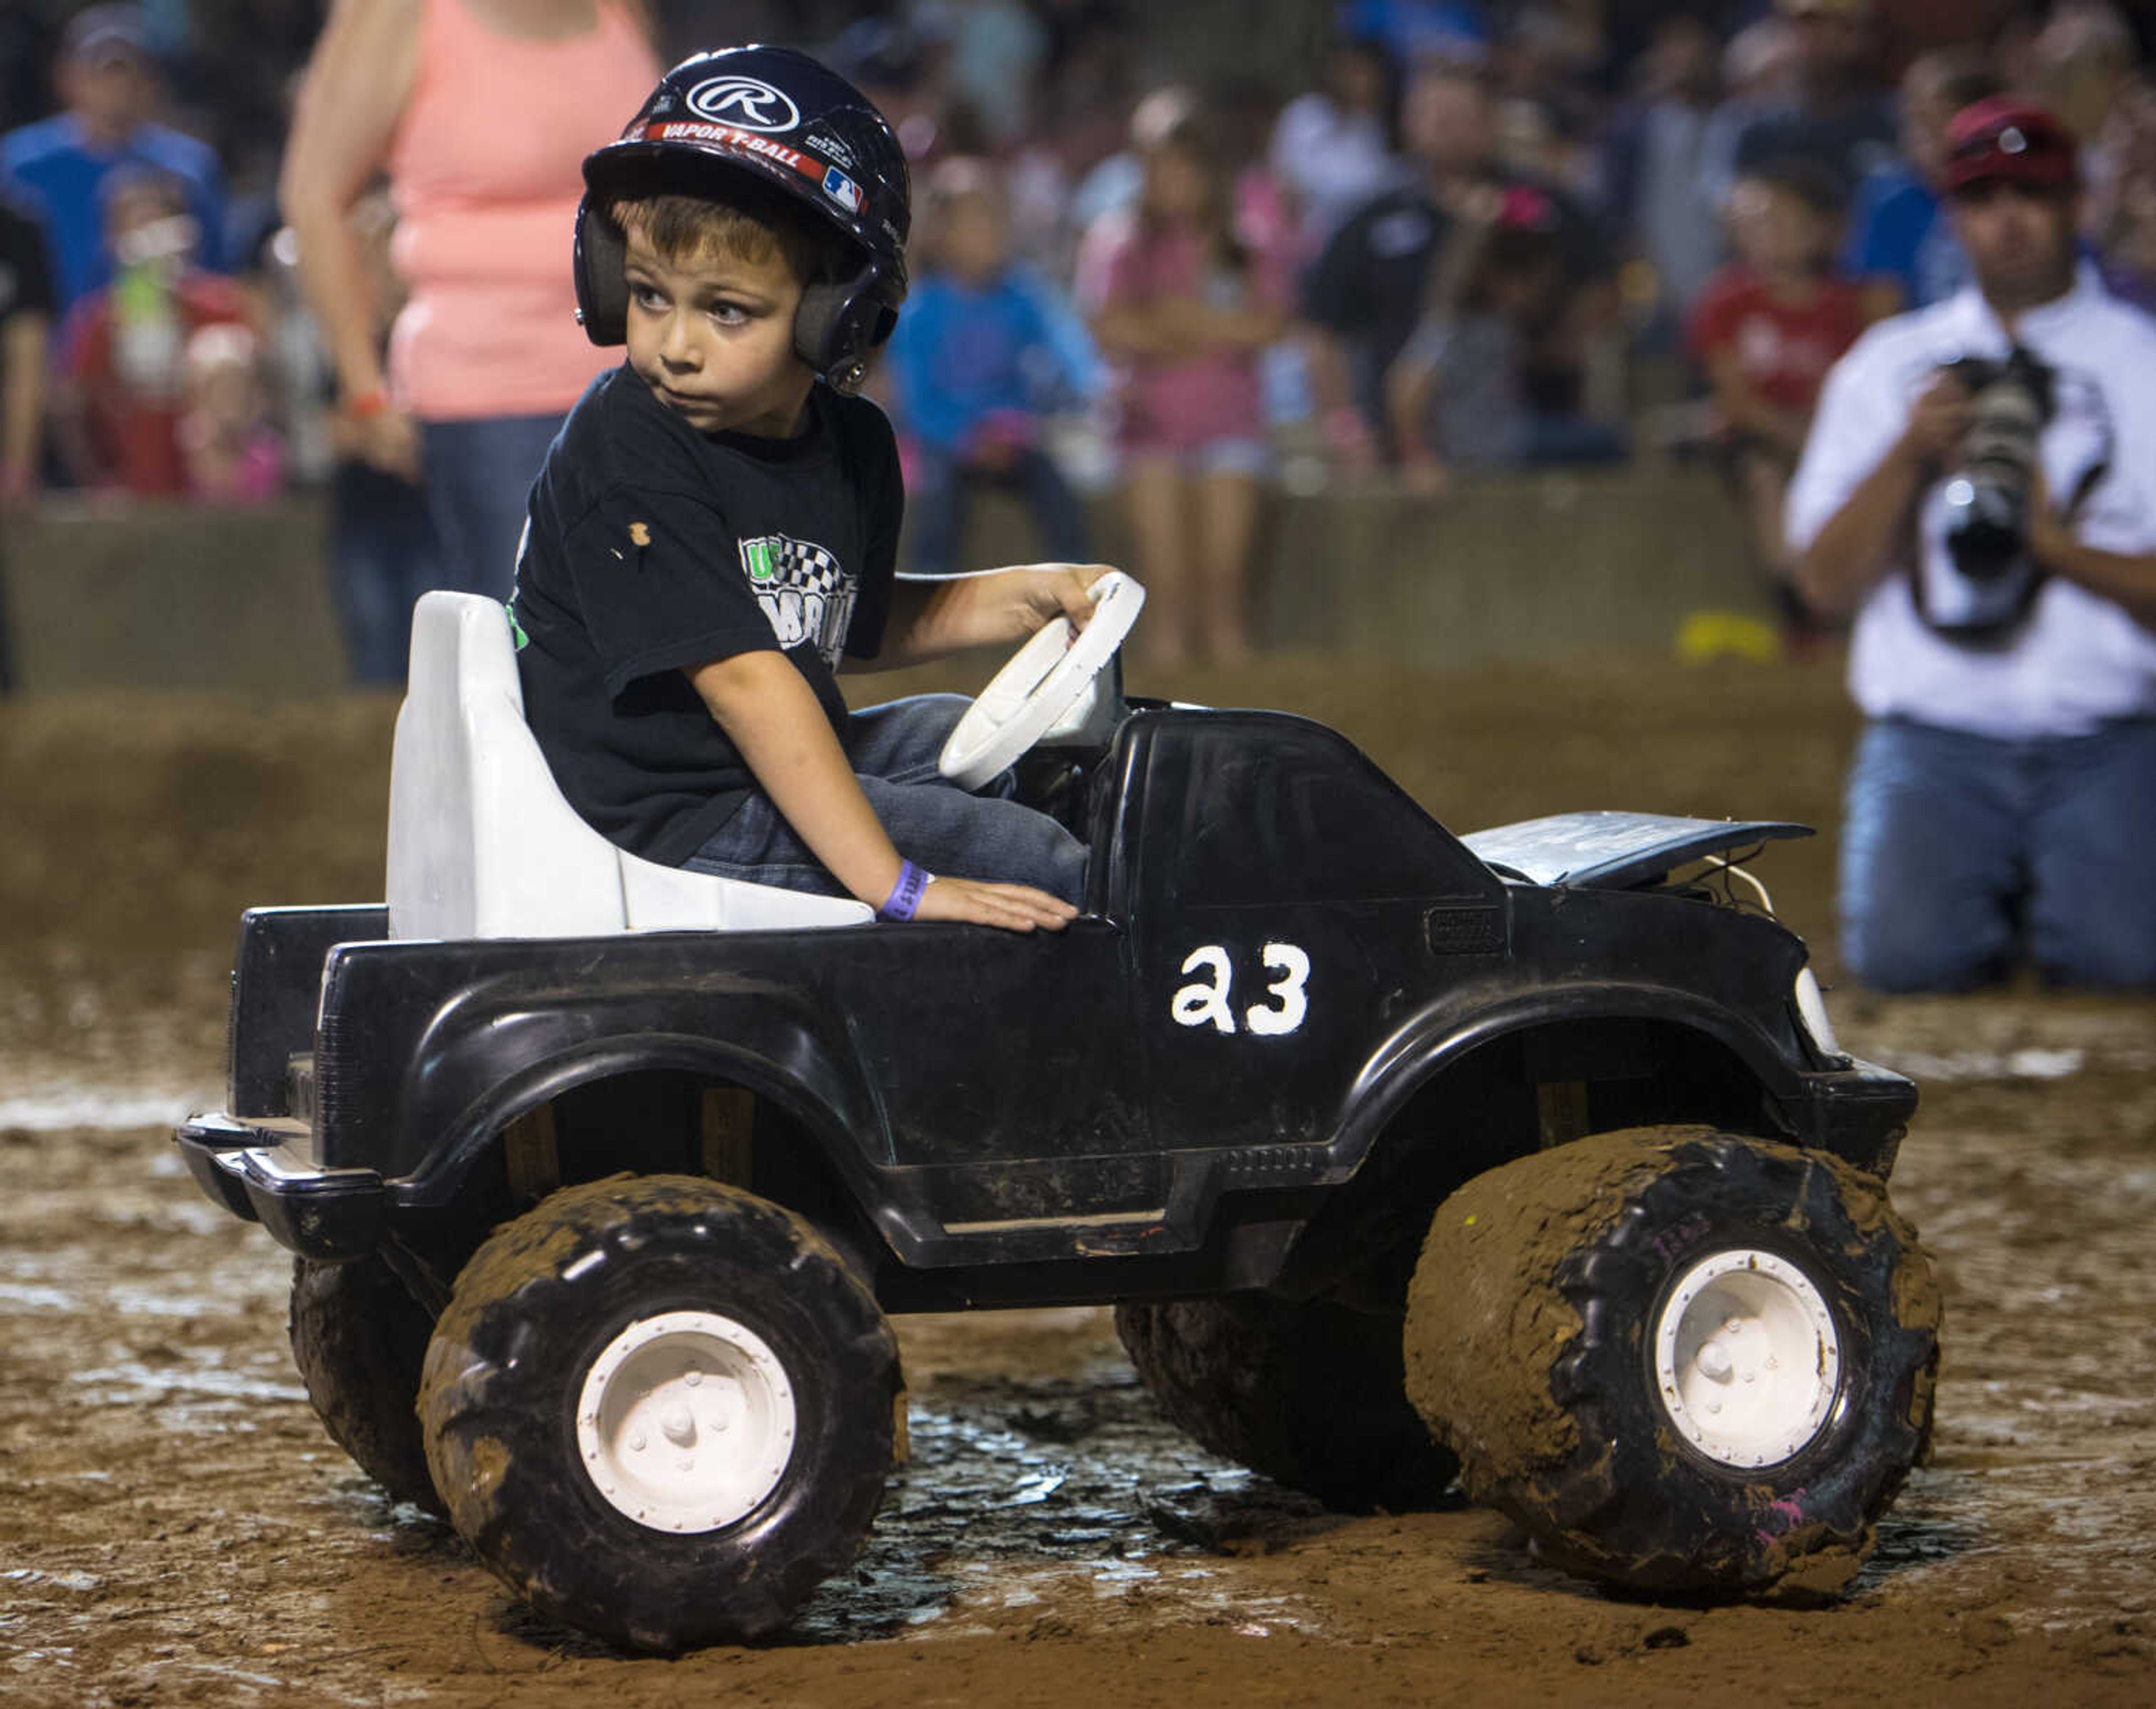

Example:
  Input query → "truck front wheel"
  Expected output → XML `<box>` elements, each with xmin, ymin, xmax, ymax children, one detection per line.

<box><xmin>417</xmin><ymin>1175</ymin><xmax>900</xmax><ymax>1652</ymax></box>
<box><xmin>1404</xmin><ymin>1127</ymin><xmax>1941</xmax><ymax>1596</ymax></box>
<box><xmin>1116</xmin><ymin>1294</ymin><xmax>1460</xmax><ymax>1512</ymax></box>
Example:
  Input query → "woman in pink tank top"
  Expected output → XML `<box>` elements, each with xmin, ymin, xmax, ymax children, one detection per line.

<box><xmin>281</xmin><ymin>0</ymin><xmax>659</xmax><ymax>610</ymax></box>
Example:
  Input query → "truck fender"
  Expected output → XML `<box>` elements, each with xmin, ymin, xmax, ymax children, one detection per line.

<box><xmin>1332</xmin><ymin>980</ymin><xmax>1805</xmax><ymax>1178</ymax></box>
<box><xmin>387</xmin><ymin>997</ymin><xmax>885</xmax><ymax>1210</ymax></box>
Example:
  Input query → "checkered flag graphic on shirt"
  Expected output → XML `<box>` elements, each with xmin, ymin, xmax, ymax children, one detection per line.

<box><xmin>739</xmin><ymin>533</ymin><xmax>855</xmax><ymax>667</ymax></box>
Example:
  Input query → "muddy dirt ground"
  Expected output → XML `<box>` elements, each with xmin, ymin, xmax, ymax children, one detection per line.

<box><xmin>3</xmin><ymin>650</ymin><xmax>2153</xmax><ymax>1706</ymax></box>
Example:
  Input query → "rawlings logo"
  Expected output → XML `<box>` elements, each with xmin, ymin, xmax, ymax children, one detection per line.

<box><xmin>684</xmin><ymin>75</ymin><xmax>802</xmax><ymax>134</ymax></box>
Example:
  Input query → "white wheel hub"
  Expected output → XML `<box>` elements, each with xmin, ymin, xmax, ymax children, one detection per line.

<box><xmin>574</xmin><ymin>1309</ymin><xmax>796</xmax><ymax>1533</ymax></box>
<box><xmin>1652</xmin><ymin>1248</ymin><xmax>1841</xmax><ymax>1469</ymax></box>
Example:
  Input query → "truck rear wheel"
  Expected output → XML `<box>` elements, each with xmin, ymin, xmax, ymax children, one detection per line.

<box><xmin>417</xmin><ymin>1175</ymin><xmax>900</xmax><ymax>1652</ymax></box>
<box><xmin>1116</xmin><ymin>1295</ymin><xmax>1459</xmax><ymax>1513</ymax></box>
<box><xmin>287</xmin><ymin>1255</ymin><xmax>441</xmax><ymax>1515</ymax></box>
<box><xmin>1404</xmin><ymin>1127</ymin><xmax>1941</xmax><ymax>1595</ymax></box>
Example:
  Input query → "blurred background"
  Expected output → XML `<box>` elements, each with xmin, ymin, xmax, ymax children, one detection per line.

<box><xmin>7</xmin><ymin>0</ymin><xmax>2156</xmax><ymax>693</ymax></box>
<box><xmin>6</xmin><ymin>19</ymin><xmax>2156</xmax><ymax>1690</ymax></box>
<box><xmin>4</xmin><ymin>0</ymin><xmax>2156</xmax><ymax>1017</ymax></box>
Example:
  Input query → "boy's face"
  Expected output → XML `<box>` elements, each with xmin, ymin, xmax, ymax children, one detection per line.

<box><xmin>940</xmin><ymin>193</ymin><xmax>1008</xmax><ymax>283</ymax></box>
<box><xmin>1727</xmin><ymin>179</ymin><xmax>1831</xmax><ymax>275</ymax></box>
<box><xmin>621</xmin><ymin>220</ymin><xmax>814</xmax><ymax>438</ymax></box>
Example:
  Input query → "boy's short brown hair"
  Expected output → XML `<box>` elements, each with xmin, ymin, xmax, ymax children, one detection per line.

<box><xmin>607</xmin><ymin>176</ymin><xmax>847</xmax><ymax>289</ymax></box>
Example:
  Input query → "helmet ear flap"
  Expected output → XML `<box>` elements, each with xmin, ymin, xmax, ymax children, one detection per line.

<box><xmin>573</xmin><ymin>197</ymin><xmax>629</xmax><ymax>346</ymax></box>
<box><xmin>794</xmin><ymin>262</ymin><xmax>893</xmax><ymax>394</ymax></box>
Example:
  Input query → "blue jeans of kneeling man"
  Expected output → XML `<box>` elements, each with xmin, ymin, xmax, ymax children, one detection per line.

<box><xmin>683</xmin><ymin>693</ymin><xmax>1089</xmax><ymax>906</ymax></box>
<box><xmin>1838</xmin><ymin>714</ymin><xmax>2156</xmax><ymax>991</ymax></box>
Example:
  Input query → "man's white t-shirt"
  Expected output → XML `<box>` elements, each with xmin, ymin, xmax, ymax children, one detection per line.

<box><xmin>1785</xmin><ymin>262</ymin><xmax>2156</xmax><ymax>738</ymax></box>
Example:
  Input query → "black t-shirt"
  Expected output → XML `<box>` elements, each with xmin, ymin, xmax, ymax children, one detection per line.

<box><xmin>1303</xmin><ymin>186</ymin><xmax>1448</xmax><ymax>423</ymax></box>
<box><xmin>0</xmin><ymin>193</ymin><xmax>57</xmax><ymax>394</ymax></box>
<box><xmin>511</xmin><ymin>365</ymin><xmax>902</xmax><ymax>866</ymax></box>
<box><xmin>1303</xmin><ymin>173</ymin><xmax>1614</xmax><ymax>428</ymax></box>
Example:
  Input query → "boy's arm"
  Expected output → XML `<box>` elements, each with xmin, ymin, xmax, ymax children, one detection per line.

<box><xmin>1017</xmin><ymin>271</ymin><xmax>1103</xmax><ymax>405</ymax></box>
<box><xmin>685</xmin><ymin>650</ymin><xmax>1076</xmax><ymax>931</ymax></box>
<box><xmin>1701</xmin><ymin>348</ymin><xmax>1810</xmax><ymax>454</ymax></box>
<box><xmin>854</xmin><ymin>563</ymin><xmax>1112</xmax><ymax>670</ymax></box>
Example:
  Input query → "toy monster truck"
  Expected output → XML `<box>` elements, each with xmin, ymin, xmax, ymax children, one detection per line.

<box><xmin>175</xmin><ymin>583</ymin><xmax>1937</xmax><ymax>1652</ymax></box>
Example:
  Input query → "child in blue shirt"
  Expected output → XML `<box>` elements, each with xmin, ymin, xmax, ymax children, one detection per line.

<box><xmin>883</xmin><ymin>157</ymin><xmax>1095</xmax><ymax>577</ymax></box>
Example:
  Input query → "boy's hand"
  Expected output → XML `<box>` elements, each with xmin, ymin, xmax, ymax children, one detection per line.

<box><xmin>1007</xmin><ymin>563</ymin><xmax>1117</xmax><ymax>637</ymax></box>
<box><xmin>913</xmin><ymin>875</ymin><xmax>1078</xmax><ymax>932</ymax></box>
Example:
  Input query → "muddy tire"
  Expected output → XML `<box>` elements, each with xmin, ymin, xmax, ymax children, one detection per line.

<box><xmin>417</xmin><ymin>1175</ymin><xmax>900</xmax><ymax>1652</ymax></box>
<box><xmin>1404</xmin><ymin>1127</ymin><xmax>1941</xmax><ymax>1596</ymax></box>
<box><xmin>1116</xmin><ymin>1295</ymin><xmax>1460</xmax><ymax>1512</ymax></box>
<box><xmin>287</xmin><ymin>1255</ymin><xmax>442</xmax><ymax>1515</ymax></box>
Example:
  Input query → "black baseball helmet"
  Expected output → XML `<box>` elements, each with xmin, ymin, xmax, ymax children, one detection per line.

<box><xmin>574</xmin><ymin>45</ymin><xmax>911</xmax><ymax>392</ymax></box>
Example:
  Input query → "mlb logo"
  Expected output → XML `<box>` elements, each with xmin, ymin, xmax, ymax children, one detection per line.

<box><xmin>823</xmin><ymin>166</ymin><xmax>864</xmax><ymax>214</ymax></box>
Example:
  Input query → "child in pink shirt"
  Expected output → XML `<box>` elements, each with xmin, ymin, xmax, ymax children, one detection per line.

<box><xmin>1080</xmin><ymin>91</ymin><xmax>1291</xmax><ymax>664</ymax></box>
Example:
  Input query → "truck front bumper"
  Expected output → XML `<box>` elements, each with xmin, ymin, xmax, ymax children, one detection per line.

<box><xmin>174</xmin><ymin>1112</ymin><xmax>386</xmax><ymax>1260</ymax></box>
<box><xmin>1775</xmin><ymin>1055</ymin><xmax>1920</xmax><ymax>1176</ymax></box>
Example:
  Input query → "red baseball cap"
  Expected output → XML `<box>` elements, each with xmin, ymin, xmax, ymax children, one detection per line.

<box><xmin>1942</xmin><ymin>98</ymin><xmax>2079</xmax><ymax>195</ymax></box>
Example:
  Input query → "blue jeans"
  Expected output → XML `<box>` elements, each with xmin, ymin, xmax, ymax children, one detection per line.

<box><xmin>421</xmin><ymin>413</ymin><xmax>565</xmax><ymax>603</ymax></box>
<box><xmin>1839</xmin><ymin>715</ymin><xmax>2156</xmax><ymax>991</ymax></box>
<box><xmin>906</xmin><ymin>444</ymin><xmax>1090</xmax><ymax>578</ymax></box>
<box><xmin>683</xmin><ymin>694</ymin><xmax>1089</xmax><ymax>904</ymax></box>
<box><xmin>328</xmin><ymin>460</ymin><xmax>443</xmax><ymax>685</ymax></box>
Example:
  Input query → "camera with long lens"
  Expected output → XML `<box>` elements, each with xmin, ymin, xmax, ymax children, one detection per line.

<box><xmin>1927</xmin><ymin>346</ymin><xmax>2055</xmax><ymax>637</ymax></box>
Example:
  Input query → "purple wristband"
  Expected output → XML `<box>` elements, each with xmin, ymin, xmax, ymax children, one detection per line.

<box><xmin>878</xmin><ymin>860</ymin><xmax>932</xmax><ymax>922</ymax></box>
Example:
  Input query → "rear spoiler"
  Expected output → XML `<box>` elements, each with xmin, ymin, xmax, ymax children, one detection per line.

<box><xmin>1461</xmin><ymin>812</ymin><xmax>1811</xmax><ymax>890</ymax></box>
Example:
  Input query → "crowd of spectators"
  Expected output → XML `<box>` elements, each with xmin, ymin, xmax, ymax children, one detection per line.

<box><xmin>7</xmin><ymin>0</ymin><xmax>2156</xmax><ymax>674</ymax></box>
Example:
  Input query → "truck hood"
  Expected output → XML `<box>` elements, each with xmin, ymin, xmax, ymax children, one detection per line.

<box><xmin>1462</xmin><ymin>811</ymin><xmax>1811</xmax><ymax>890</ymax></box>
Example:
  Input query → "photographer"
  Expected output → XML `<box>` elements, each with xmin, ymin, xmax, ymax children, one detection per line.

<box><xmin>1787</xmin><ymin>98</ymin><xmax>2156</xmax><ymax>993</ymax></box>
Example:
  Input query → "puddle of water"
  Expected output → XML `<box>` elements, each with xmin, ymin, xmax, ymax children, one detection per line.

<box><xmin>0</xmin><ymin>1083</ymin><xmax>216</xmax><ymax>1135</ymax></box>
<box><xmin>0</xmin><ymin>1282</ymin><xmax>77</xmax><ymax>1313</ymax></box>
<box><xmin>1866</xmin><ymin>1047</ymin><xmax>2087</xmax><ymax>1083</ymax></box>
<box><xmin>103</xmin><ymin>1285</ymin><xmax>223</xmax><ymax>1319</ymax></box>
<box><xmin>788</xmin><ymin>1371</ymin><xmax>1331</xmax><ymax>1646</ymax></box>
<box><xmin>71</xmin><ymin>1354</ymin><xmax>306</xmax><ymax>1412</ymax></box>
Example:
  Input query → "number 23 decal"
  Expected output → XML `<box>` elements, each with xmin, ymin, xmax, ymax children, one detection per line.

<box><xmin>1172</xmin><ymin>943</ymin><xmax>1310</xmax><ymax>1037</ymax></box>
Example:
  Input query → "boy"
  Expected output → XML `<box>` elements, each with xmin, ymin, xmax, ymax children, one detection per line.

<box><xmin>54</xmin><ymin>166</ymin><xmax>252</xmax><ymax>495</ymax></box>
<box><xmin>511</xmin><ymin>47</ymin><xmax>1101</xmax><ymax>934</ymax></box>
<box><xmin>1687</xmin><ymin>155</ymin><xmax>1867</xmax><ymax>639</ymax></box>
<box><xmin>883</xmin><ymin>155</ymin><xmax>1095</xmax><ymax>579</ymax></box>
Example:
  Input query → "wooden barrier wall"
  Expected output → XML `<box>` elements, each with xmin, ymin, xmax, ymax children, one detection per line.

<box><xmin>1</xmin><ymin>470</ymin><xmax>1758</xmax><ymax>696</ymax></box>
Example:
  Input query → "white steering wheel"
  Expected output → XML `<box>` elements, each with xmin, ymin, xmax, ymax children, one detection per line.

<box><xmin>938</xmin><ymin>571</ymin><xmax>1145</xmax><ymax>791</ymax></box>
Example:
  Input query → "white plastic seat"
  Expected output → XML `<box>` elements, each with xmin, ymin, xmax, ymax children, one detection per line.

<box><xmin>386</xmin><ymin>591</ymin><xmax>871</xmax><ymax>940</ymax></box>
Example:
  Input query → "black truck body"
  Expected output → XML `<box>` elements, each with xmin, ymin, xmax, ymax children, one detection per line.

<box><xmin>176</xmin><ymin>705</ymin><xmax>1914</xmax><ymax>1312</ymax></box>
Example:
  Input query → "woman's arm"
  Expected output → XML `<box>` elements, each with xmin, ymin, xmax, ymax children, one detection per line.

<box><xmin>1385</xmin><ymin>320</ymin><xmax>1452</xmax><ymax>494</ymax></box>
<box><xmin>1089</xmin><ymin>298</ymin><xmax>1190</xmax><ymax>359</ymax></box>
<box><xmin>278</xmin><ymin>0</ymin><xmax>422</xmax><ymax>474</ymax></box>
<box><xmin>1175</xmin><ymin>293</ymin><xmax>1291</xmax><ymax>351</ymax></box>
<box><xmin>686</xmin><ymin>650</ymin><xmax>1076</xmax><ymax>930</ymax></box>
